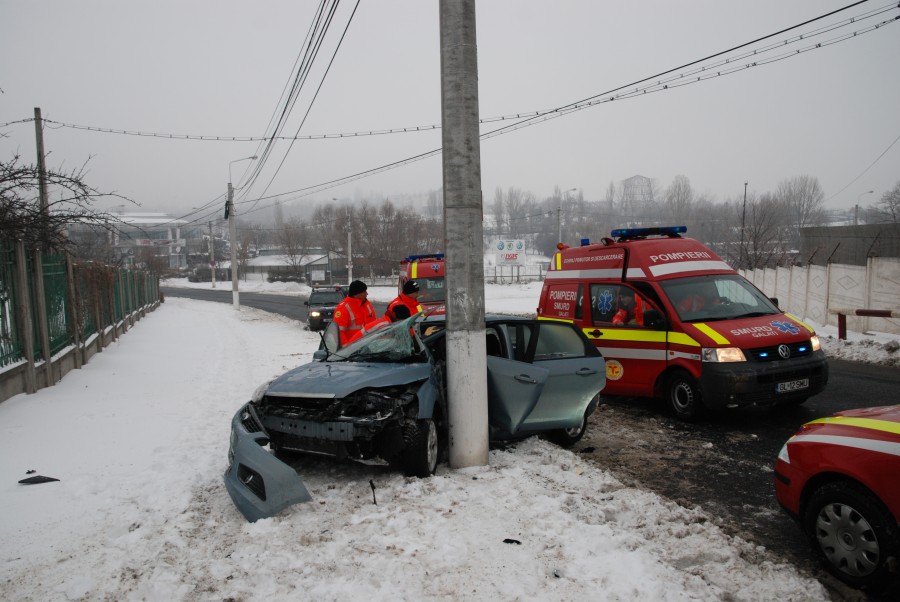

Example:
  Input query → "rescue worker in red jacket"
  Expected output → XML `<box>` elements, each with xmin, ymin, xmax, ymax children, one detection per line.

<box><xmin>333</xmin><ymin>280</ymin><xmax>382</xmax><ymax>346</ymax></box>
<box><xmin>612</xmin><ymin>288</ymin><xmax>645</xmax><ymax>326</ymax></box>
<box><xmin>676</xmin><ymin>281</ymin><xmax>720</xmax><ymax>314</ymax></box>
<box><xmin>385</xmin><ymin>280</ymin><xmax>424</xmax><ymax>322</ymax></box>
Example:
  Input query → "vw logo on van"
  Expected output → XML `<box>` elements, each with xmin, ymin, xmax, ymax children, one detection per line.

<box><xmin>778</xmin><ymin>344</ymin><xmax>791</xmax><ymax>359</ymax></box>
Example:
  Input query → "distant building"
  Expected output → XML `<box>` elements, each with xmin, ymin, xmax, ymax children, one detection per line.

<box><xmin>68</xmin><ymin>212</ymin><xmax>194</xmax><ymax>268</ymax></box>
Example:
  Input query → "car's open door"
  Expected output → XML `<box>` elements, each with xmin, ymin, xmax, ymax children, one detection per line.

<box><xmin>485</xmin><ymin>356</ymin><xmax>549</xmax><ymax>438</ymax></box>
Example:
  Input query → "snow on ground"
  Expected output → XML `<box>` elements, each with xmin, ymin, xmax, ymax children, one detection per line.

<box><xmin>0</xmin><ymin>279</ymin><xmax>894</xmax><ymax>601</ymax></box>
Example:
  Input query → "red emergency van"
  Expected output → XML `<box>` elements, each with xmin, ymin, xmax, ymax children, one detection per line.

<box><xmin>399</xmin><ymin>253</ymin><xmax>446</xmax><ymax>313</ymax></box>
<box><xmin>537</xmin><ymin>226</ymin><xmax>829</xmax><ymax>419</ymax></box>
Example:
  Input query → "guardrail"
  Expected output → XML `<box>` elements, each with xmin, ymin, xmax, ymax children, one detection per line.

<box><xmin>829</xmin><ymin>308</ymin><xmax>900</xmax><ymax>340</ymax></box>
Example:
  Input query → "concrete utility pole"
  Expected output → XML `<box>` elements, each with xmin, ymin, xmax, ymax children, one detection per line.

<box><xmin>33</xmin><ymin>108</ymin><xmax>49</xmax><ymax>216</ymax></box>
<box><xmin>347</xmin><ymin>206</ymin><xmax>353</xmax><ymax>284</ymax></box>
<box><xmin>227</xmin><ymin>182</ymin><xmax>238</xmax><ymax>308</ymax></box>
<box><xmin>440</xmin><ymin>0</ymin><xmax>488</xmax><ymax>469</ymax></box>
<box><xmin>208</xmin><ymin>221</ymin><xmax>216</xmax><ymax>288</ymax></box>
<box><xmin>739</xmin><ymin>181</ymin><xmax>748</xmax><ymax>269</ymax></box>
<box><xmin>227</xmin><ymin>155</ymin><xmax>256</xmax><ymax>310</ymax></box>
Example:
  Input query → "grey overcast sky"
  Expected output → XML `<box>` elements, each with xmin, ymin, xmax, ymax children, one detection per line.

<box><xmin>2</xmin><ymin>0</ymin><xmax>898</xmax><ymax>225</ymax></box>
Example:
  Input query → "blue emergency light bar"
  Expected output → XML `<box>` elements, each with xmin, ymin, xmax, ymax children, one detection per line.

<box><xmin>403</xmin><ymin>253</ymin><xmax>444</xmax><ymax>262</ymax></box>
<box><xmin>610</xmin><ymin>226</ymin><xmax>687</xmax><ymax>240</ymax></box>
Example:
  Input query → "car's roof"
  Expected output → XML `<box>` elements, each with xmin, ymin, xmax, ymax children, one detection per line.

<box><xmin>420</xmin><ymin>313</ymin><xmax>535</xmax><ymax>325</ymax></box>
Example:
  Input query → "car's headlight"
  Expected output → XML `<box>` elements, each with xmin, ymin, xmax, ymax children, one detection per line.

<box><xmin>250</xmin><ymin>381</ymin><xmax>271</xmax><ymax>403</ymax></box>
<box><xmin>309</xmin><ymin>311</ymin><xmax>321</xmax><ymax>318</ymax></box>
<box><xmin>701</xmin><ymin>347</ymin><xmax>746</xmax><ymax>362</ymax></box>
<box><xmin>810</xmin><ymin>335</ymin><xmax>820</xmax><ymax>352</ymax></box>
<box><xmin>777</xmin><ymin>442</ymin><xmax>790</xmax><ymax>464</ymax></box>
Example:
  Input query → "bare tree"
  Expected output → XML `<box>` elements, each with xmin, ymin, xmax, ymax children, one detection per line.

<box><xmin>872</xmin><ymin>181</ymin><xmax>900</xmax><ymax>223</ymax></box>
<box><xmin>777</xmin><ymin>175</ymin><xmax>826</xmax><ymax>250</ymax></box>
<box><xmin>745</xmin><ymin>193</ymin><xmax>787</xmax><ymax>268</ymax></box>
<box><xmin>1</xmin><ymin>153</ymin><xmax>130</xmax><ymax>252</ymax></box>
<box><xmin>664</xmin><ymin>175</ymin><xmax>694</xmax><ymax>224</ymax></box>
<box><xmin>277</xmin><ymin>217</ymin><xmax>310</xmax><ymax>277</ymax></box>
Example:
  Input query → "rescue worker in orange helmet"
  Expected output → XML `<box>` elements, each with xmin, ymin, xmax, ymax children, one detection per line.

<box><xmin>385</xmin><ymin>280</ymin><xmax>424</xmax><ymax>322</ymax></box>
<box><xmin>333</xmin><ymin>280</ymin><xmax>382</xmax><ymax>346</ymax></box>
<box><xmin>612</xmin><ymin>288</ymin><xmax>645</xmax><ymax>326</ymax></box>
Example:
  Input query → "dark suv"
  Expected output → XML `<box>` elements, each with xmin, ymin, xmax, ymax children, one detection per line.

<box><xmin>304</xmin><ymin>288</ymin><xmax>346</xmax><ymax>331</ymax></box>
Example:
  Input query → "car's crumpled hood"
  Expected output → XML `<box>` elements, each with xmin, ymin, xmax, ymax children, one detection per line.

<box><xmin>265</xmin><ymin>360</ymin><xmax>432</xmax><ymax>398</ymax></box>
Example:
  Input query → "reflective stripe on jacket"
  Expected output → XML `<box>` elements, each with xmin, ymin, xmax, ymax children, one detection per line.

<box><xmin>333</xmin><ymin>297</ymin><xmax>378</xmax><ymax>345</ymax></box>
<box><xmin>385</xmin><ymin>294</ymin><xmax>423</xmax><ymax>322</ymax></box>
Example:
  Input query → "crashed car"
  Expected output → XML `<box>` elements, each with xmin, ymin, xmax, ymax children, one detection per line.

<box><xmin>225</xmin><ymin>314</ymin><xmax>606</xmax><ymax>521</ymax></box>
<box><xmin>303</xmin><ymin>287</ymin><xmax>346</xmax><ymax>331</ymax></box>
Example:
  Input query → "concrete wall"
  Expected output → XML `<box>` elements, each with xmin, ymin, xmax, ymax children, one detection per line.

<box><xmin>741</xmin><ymin>257</ymin><xmax>900</xmax><ymax>335</ymax></box>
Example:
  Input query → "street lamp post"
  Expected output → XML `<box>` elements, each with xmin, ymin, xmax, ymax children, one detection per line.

<box><xmin>335</xmin><ymin>198</ymin><xmax>352</xmax><ymax>284</ymax></box>
<box><xmin>227</xmin><ymin>155</ymin><xmax>257</xmax><ymax>310</ymax></box>
<box><xmin>558</xmin><ymin>188</ymin><xmax>577</xmax><ymax>244</ymax></box>
<box><xmin>854</xmin><ymin>190</ymin><xmax>874</xmax><ymax>226</ymax></box>
<box><xmin>739</xmin><ymin>181</ymin><xmax>748</xmax><ymax>269</ymax></box>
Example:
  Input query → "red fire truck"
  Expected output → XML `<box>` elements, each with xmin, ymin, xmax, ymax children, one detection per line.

<box><xmin>537</xmin><ymin>226</ymin><xmax>829</xmax><ymax>419</ymax></box>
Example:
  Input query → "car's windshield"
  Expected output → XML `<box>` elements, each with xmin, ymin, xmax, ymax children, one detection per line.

<box><xmin>326</xmin><ymin>314</ymin><xmax>424</xmax><ymax>363</ymax></box>
<box><xmin>659</xmin><ymin>275</ymin><xmax>780</xmax><ymax>322</ymax></box>
<box><xmin>309</xmin><ymin>291</ymin><xmax>344</xmax><ymax>305</ymax></box>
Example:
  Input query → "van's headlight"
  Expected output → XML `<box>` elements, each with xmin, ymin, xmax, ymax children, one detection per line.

<box><xmin>309</xmin><ymin>311</ymin><xmax>321</xmax><ymax>318</ymax></box>
<box><xmin>701</xmin><ymin>347</ymin><xmax>746</xmax><ymax>362</ymax></box>
<box><xmin>810</xmin><ymin>335</ymin><xmax>820</xmax><ymax>352</ymax></box>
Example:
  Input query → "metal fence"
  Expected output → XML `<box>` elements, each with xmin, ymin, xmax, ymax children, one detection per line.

<box><xmin>0</xmin><ymin>240</ymin><xmax>160</xmax><ymax>401</ymax></box>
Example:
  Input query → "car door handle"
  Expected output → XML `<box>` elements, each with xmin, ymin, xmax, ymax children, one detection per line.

<box><xmin>588</xmin><ymin>329</ymin><xmax>602</xmax><ymax>338</ymax></box>
<box><xmin>576</xmin><ymin>368</ymin><xmax>597</xmax><ymax>376</ymax></box>
<box><xmin>514</xmin><ymin>374</ymin><xmax>538</xmax><ymax>384</ymax></box>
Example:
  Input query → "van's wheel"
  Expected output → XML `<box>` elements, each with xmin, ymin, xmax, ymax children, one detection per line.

<box><xmin>665</xmin><ymin>371</ymin><xmax>703</xmax><ymax>420</ymax></box>
<box><xmin>401</xmin><ymin>419</ymin><xmax>439</xmax><ymax>477</ymax></box>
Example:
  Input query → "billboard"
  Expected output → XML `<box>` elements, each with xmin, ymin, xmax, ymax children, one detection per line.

<box><xmin>495</xmin><ymin>239</ymin><xmax>526</xmax><ymax>266</ymax></box>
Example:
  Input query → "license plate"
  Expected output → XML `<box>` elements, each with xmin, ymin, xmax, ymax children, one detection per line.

<box><xmin>776</xmin><ymin>378</ymin><xmax>809</xmax><ymax>393</ymax></box>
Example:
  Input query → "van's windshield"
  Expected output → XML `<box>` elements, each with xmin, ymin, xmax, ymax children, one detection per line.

<box><xmin>659</xmin><ymin>275</ymin><xmax>780</xmax><ymax>323</ymax></box>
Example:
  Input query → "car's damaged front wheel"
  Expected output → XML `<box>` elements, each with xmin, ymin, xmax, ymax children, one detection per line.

<box><xmin>401</xmin><ymin>418</ymin><xmax>440</xmax><ymax>477</ymax></box>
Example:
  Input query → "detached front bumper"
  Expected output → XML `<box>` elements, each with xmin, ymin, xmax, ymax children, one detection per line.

<box><xmin>223</xmin><ymin>403</ymin><xmax>312</xmax><ymax>522</ymax></box>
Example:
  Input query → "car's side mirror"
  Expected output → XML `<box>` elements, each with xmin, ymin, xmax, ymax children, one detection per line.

<box><xmin>312</xmin><ymin>349</ymin><xmax>327</xmax><ymax>361</ymax></box>
<box><xmin>769</xmin><ymin>297</ymin><xmax>779</xmax><ymax>308</ymax></box>
<box><xmin>643</xmin><ymin>309</ymin><xmax>668</xmax><ymax>330</ymax></box>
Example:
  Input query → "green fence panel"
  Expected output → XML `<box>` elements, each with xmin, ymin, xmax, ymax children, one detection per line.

<box><xmin>76</xmin><ymin>266</ymin><xmax>97</xmax><ymax>339</ymax></box>
<box><xmin>112</xmin><ymin>270</ymin><xmax>122</xmax><ymax>323</ymax></box>
<box><xmin>0</xmin><ymin>242</ymin><xmax>23</xmax><ymax>367</ymax></box>
<box><xmin>42</xmin><ymin>254</ymin><xmax>71</xmax><ymax>356</ymax></box>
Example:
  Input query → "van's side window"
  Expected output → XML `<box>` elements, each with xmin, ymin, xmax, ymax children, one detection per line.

<box><xmin>590</xmin><ymin>284</ymin><xmax>619</xmax><ymax>324</ymax></box>
<box><xmin>590</xmin><ymin>284</ymin><xmax>651</xmax><ymax>327</ymax></box>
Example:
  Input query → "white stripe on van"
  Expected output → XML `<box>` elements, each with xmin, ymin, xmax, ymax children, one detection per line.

<box><xmin>545</xmin><ymin>267</ymin><xmax>648</xmax><ymax>280</ymax></box>
<box><xmin>648</xmin><ymin>260</ymin><xmax>734</xmax><ymax>277</ymax></box>
<box><xmin>597</xmin><ymin>348</ymin><xmax>667</xmax><ymax>361</ymax></box>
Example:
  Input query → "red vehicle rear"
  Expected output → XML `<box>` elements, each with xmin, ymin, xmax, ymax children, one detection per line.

<box><xmin>774</xmin><ymin>405</ymin><xmax>900</xmax><ymax>591</ymax></box>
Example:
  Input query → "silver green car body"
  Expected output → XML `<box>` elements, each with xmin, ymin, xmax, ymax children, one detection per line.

<box><xmin>225</xmin><ymin>314</ymin><xmax>605</xmax><ymax>522</ymax></box>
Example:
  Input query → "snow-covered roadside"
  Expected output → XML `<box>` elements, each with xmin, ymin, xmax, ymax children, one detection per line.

<box><xmin>0</xmin><ymin>298</ymin><xmax>833</xmax><ymax>601</ymax></box>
